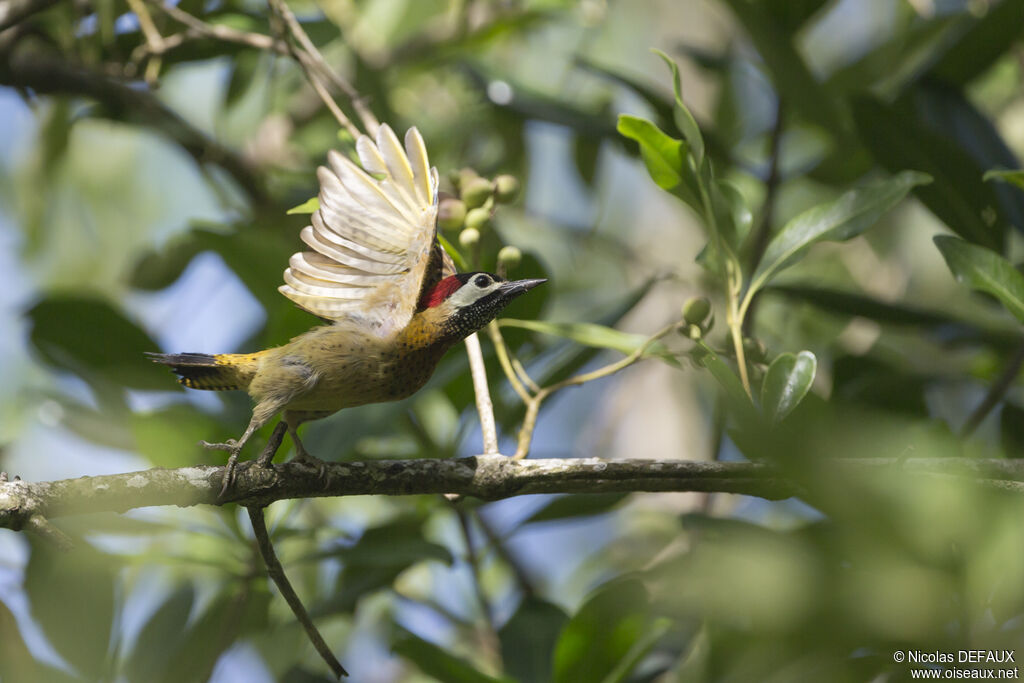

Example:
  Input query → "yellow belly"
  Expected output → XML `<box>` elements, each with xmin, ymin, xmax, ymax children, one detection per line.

<box><xmin>247</xmin><ymin>322</ymin><xmax>449</xmax><ymax>415</ymax></box>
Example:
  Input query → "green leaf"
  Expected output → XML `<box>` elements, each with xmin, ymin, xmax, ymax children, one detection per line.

<box><xmin>0</xmin><ymin>600</ymin><xmax>75</xmax><ymax>683</ymax></box>
<box><xmin>523</xmin><ymin>493</ymin><xmax>630</xmax><ymax>524</ymax></box>
<box><xmin>931</xmin><ymin>0</ymin><xmax>1024</xmax><ymax>85</ymax></box>
<box><xmin>131</xmin><ymin>404</ymin><xmax>225</xmax><ymax>467</ymax></box>
<box><xmin>223</xmin><ymin>50</ymin><xmax>261</xmax><ymax>108</ymax></box>
<box><xmin>438</xmin><ymin>233</ymin><xmax>470</xmax><ymax>271</ymax></box>
<box><xmin>762</xmin><ymin>0</ymin><xmax>828</xmax><ymax>32</ymax></box>
<box><xmin>125</xmin><ymin>586</ymin><xmax>195</xmax><ymax>682</ymax></box>
<box><xmin>721</xmin><ymin>0</ymin><xmax>847</xmax><ymax>135</ymax></box>
<box><xmin>851</xmin><ymin>96</ymin><xmax>1003</xmax><ymax>250</ymax></box>
<box><xmin>498</xmin><ymin>319</ymin><xmax>679</xmax><ymax>367</ymax></box>
<box><xmin>1000</xmin><ymin>402</ymin><xmax>1024</xmax><ymax>458</ymax></box>
<box><xmin>908</xmin><ymin>84</ymin><xmax>1024</xmax><ymax>234</ymax></box>
<box><xmin>825</xmin><ymin>16</ymin><xmax>964</xmax><ymax>98</ymax></box>
<box><xmin>286</xmin><ymin>197</ymin><xmax>319</xmax><ymax>215</ymax></box>
<box><xmin>715</xmin><ymin>179</ymin><xmax>753</xmax><ymax>245</ymax></box>
<box><xmin>747</xmin><ymin>171</ymin><xmax>930</xmax><ymax>297</ymax></box>
<box><xmin>27</xmin><ymin>295</ymin><xmax>172</xmax><ymax>390</ymax></box>
<box><xmin>652</xmin><ymin>49</ymin><xmax>704</xmax><ymax>164</ymax></box>
<box><xmin>499</xmin><ymin>597</ymin><xmax>569</xmax><ymax>683</ymax></box>
<box><xmin>765</xmin><ymin>284</ymin><xmax>1021</xmax><ymax>350</ymax></box>
<box><xmin>161</xmin><ymin>587</ymin><xmax>272</xmax><ymax>683</ymax></box>
<box><xmin>334</xmin><ymin>516</ymin><xmax>453</xmax><ymax>568</ymax></box>
<box><xmin>25</xmin><ymin>539</ymin><xmax>116</xmax><ymax>680</ymax></box>
<box><xmin>392</xmin><ymin>628</ymin><xmax>512</xmax><ymax>683</ymax></box>
<box><xmin>833</xmin><ymin>355</ymin><xmax>929</xmax><ymax>417</ymax></box>
<box><xmin>760</xmin><ymin>351</ymin><xmax>816</xmax><ymax>424</ymax></box>
<box><xmin>691</xmin><ymin>342</ymin><xmax>757</xmax><ymax>421</ymax></box>
<box><xmin>128</xmin><ymin>235</ymin><xmax>205</xmax><ymax>290</ymax></box>
<box><xmin>600</xmin><ymin>617</ymin><xmax>672</xmax><ymax>683</ymax></box>
<box><xmin>553</xmin><ymin>578</ymin><xmax>651</xmax><ymax>683</ymax></box>
<box><xmin>985</xmin><ymin>170</ymin><xmax>1024</xmax><ymax>192</ymax></box>
<box><xmin>615</xmin><ymin>114</ymin><xmax>685</xmax><ymax>190</ymax></box>
<box><xmin>934</xmin><ymin>235</ymin><xmax>1024</xmax><ymax>323</ymax></box>
<box><xmin>572</xmin><ymin>55</ymin><xmax>673</xmax><ymax>128</ymax></box>
<box><xmin>316</xmin><ymin>516</ymin><xmax>453</xmax><ymax>616</ymax></box>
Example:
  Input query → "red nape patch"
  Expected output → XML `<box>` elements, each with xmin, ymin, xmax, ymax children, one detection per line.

<box><xmin>420</xmin><ymin>275</ymin><xmax>463</xmax><ymax>308</ymax></box>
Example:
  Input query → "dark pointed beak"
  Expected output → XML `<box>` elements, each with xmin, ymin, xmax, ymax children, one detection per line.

<box><xmin>499</xmin><ymin>278</ymin><xmax>547</xmax><ymax>299</ymax></box>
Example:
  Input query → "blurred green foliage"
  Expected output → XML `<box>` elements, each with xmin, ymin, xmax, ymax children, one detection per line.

<box><xmin>2</xmin><ymin>0</ymin><xmax>1024</xmax><ymax>681</ymax></box>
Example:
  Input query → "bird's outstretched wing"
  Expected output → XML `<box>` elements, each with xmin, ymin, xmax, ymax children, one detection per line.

<box><xmin>278</xmin><ymin>124</ymin><xmax>441</xmax><ymax>337</ymax></box>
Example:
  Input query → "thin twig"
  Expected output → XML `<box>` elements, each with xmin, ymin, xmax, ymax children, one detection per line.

<box><xmin>475</xmin><ymin>512</ymin><xmax>538</xmax><ymax>598</ymax></box>
<box><xmin>487</xmin><ymin>321</ymin><xmax>532</xmax><ymax>404</ymax></box>
<box><xmin>125</xmin><ymin>0</ymin><xmax>164</xmax><ymax>83</ymax></box>
<box><xmin>513</xmin><ymin>321</ymin><xmax>680</xmax><ymax>458</ymax></box>
<box><xmin>962</xmin><ymin>337</ymin><xmax>1024</xmax><ymax>437</ymax></box>
<box><xmin>465</xmin><ymin>332</ymin><xmax>500</xmax><ymax>454</ymax></box>
<box><xmin>25</xmin><ymin>513</ymin><xmax>74</xmax><ymax>551</ymax></box>
<box><xmin>247</xmin><ymin>506</ymin><xmax>349</xmax><ymax>678</ymax></box>
<box><xmin>453</xmin><ymin>506</ymin><xmax>501</xmax><ymax>666</ymax></box>
<box><xmin>264</xmin><ymin>0</ymin><xmax>362</xmax><ymax>140</ymax></box>
<box><xmin>300</xmin><ymin>63</ymin><xmax>362</xmax><ymax>139</ymax></box>
<box><xmin>512</xmin><ymin>357</ymin><xmax>540</xmax><ymax>394</ymax></box>
<box><xmin>152</xmin><ymin>0</ymin><xmax>363</xmax><ymax>138</ymax></box>
<box><xmin>152</xmin><ymin>1</ymin><xmax>286</xmax><ymax>53</ymax></box>
<box><xmin>266</xmin><ymin>0</ymin><xmax>379</xmax><ymax>136</ymax></box>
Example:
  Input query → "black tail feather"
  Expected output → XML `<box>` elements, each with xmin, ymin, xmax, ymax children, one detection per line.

<box><xmin>146</xmin><ymin>352</ymin><xmax>252</xmax><ymax>391</ymax></box>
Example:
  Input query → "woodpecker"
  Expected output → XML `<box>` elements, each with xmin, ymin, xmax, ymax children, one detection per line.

<box><xmin>148</xmin><ymin>124</ymin><xmax>544</xmax><ymax>481</ymax></box>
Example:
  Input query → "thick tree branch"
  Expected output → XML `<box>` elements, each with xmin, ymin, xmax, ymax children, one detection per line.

<box><xmin>5</xmin><ymin>457</ymin><xmax>1024</xmax><ymax>533</ymax></box>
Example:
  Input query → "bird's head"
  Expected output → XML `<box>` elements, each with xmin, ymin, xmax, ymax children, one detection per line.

<box><xmin>418</xmin><ymin>272</ymin><xmax>546</xmax><ymax>342</ymax></box>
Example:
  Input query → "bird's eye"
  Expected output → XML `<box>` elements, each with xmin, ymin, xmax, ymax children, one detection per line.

<box><xmin>473</xmin><ymin>275</ymin><xmax>491</xmax><ymax>288</ymax></box>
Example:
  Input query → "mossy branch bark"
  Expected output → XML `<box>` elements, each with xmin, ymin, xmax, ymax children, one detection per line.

<box><xmin>5</xmin><ymin>456</ymin><xmax>1024</xmax><ymax>535</ymax></box>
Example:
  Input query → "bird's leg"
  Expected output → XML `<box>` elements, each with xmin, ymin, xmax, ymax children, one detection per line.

<box><xmin>210</xmin><ymin>405</ymin><xmax>278</xmax><ymax>499</ymax></box>
<box><xmin>255</xmin><ymin>420</ymin><xmax>288</xmax><ymax>468</ymax></box>
<box><xmin>284</xmin><ymin>413</ymin><xmax>331</xmax><ymax>488</ymax></box>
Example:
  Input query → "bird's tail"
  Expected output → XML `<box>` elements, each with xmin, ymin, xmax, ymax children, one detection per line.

<box><xmin>146</xmin><ymin>351</ymin><xmax>264</xmax><ymax>391</ymax></box>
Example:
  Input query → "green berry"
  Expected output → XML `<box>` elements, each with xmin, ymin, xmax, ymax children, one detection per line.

<box><xmin>465</xmin><ymin>207</ymin><xmax>491</xmax><ymax>231</ymax></box>
<box><xmin>459</xmin><ymin>227</ymin><xmax>481</xmax><ymax>249</ymax></box>
<box><xmin>682</xmin><ymin>297</ymin><xmax>711</xmax><ymax>325</ymax></box>
<box><xmin>462</xmin><ymin>177</ymin><xmax>494</xmax><ymax>209</ymax></box>
<box><xmin>686</xmin><ymin>324</ymin><xmax>703</xmax><ymax>340</ymax></box>
<box><xmin>438</xmin><ymin>198</ymin><xmax>467</xmax><ymax>232</ymax></box>
<box><xmin>456</xmin><ymin>168</ymin><xmax>482</xmax><ymax>192</ymax></box>
<box><xmin>494</xmin><ymin>175</ymin><xmax>520</xmax><ymax>203</ymax></box>
<box><xmin>497</xmin><ymin>245</ymin><xmax>522</xmax><ymax>270</ymax></box>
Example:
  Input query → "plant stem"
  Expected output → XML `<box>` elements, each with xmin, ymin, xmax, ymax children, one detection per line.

<box><xmin>512</xmin><ymin>322</ymin><xmax>679</xmax><ymax>458</ymax></box>
<box><xmin>465</xmin><ymin>332</ymin><xmax>500</xmax><ymax>454</ymax></box>
<box><xmin>247</xmin><ymin>506</ymin><xmax>348</xmax><ymax>678</ymax></box>
<box><xmin>962</xmin><ymin>337</ymin><xmax>1024</xmax><ymax>437</ymax></box>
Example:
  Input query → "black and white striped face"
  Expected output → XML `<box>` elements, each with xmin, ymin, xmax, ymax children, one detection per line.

<box><xmin>432</xmin><ymin>272</ymin><xmax>546</xmax><ymax>340</ymax></box>
<box><xmin>447</xmin><ymin>273</ymin><xmax>507</xmax><ymax>309</ymax></box>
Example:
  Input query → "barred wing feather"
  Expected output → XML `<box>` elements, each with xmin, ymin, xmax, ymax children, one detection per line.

<box><xmin>279</xmin><ymin>125</ymin><xmax>440</xmax><ymax>336</ymax></box>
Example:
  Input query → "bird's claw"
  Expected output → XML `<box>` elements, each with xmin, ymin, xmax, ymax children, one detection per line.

<box><xmin>294</xmin><ymin>454</ymin><xmax>332</xmax><ymax>490</ymax></box>
<box><xmin>218</xmin><ymin>451</ymin><xmax>241</xmax><ymax>501</ymax></box>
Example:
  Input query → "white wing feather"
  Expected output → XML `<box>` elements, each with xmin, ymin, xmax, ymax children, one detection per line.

<box><xmin>279</xmin><ymin>125</ymin><xmax>440</xmax><ymax>335</ymax></box>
